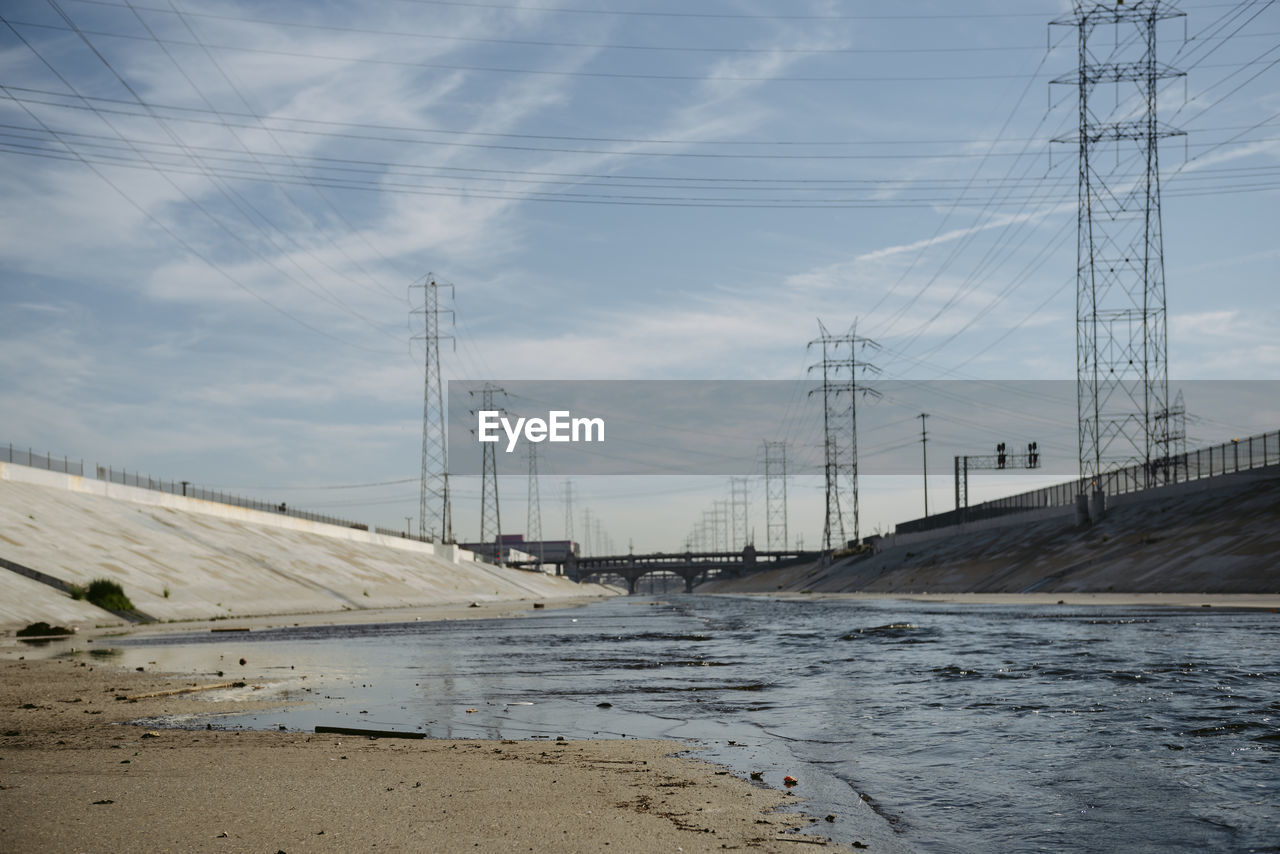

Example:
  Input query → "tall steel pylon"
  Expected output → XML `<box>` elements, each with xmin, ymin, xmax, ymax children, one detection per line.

<box><xmin>411</xmin><ymin>275</ymin><xmax>453</xmax><ymax>543</ymax></box>
<box><xmin>1052</xmin><ymin>1</ymin><xmax>1184</xmax><ymax>486</ymax></box>
<box><xmin>763</xmin><ymin>440</ymin><xmax>788</xmax><ymax>553</ymax></box>
<box><xmin>808</xmin><ymin>320</ymin><xmax>880</xmax><ymax>551</ymax></box>
<box><xmin>563</xmin><ymin>479</ymin><xmax>574</xmax><ymax>545</ymax></box>
<box><xmin>712</xmin><ymin>500</ymin><xmax>729</xmax><ymax>551</ymax></box>
<box><xmin>470</xmin><ymin>383</ymin><xmax>505</xmax><ymax>558</ymax></box>
<box><xmin>729</xmin><ymin>477</ymin><xmax>749</xmax><ymax>549</ymax></box>
<box><xmin>526</xmin><ymin>440</ymin><xmax>543</xmax><ymax>563</ymax></box>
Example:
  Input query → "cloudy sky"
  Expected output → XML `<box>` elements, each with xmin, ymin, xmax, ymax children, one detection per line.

<box><xmin>1</xmin><ymin>0</ymin><xmax>1277</xmax><ymax>551</ymax></box>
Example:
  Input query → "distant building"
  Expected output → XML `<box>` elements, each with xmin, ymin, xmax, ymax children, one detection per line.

<box><xmin>459</xmin><ymin>534</ymin><xmax>579</xmax><ymax>570</ymax></box>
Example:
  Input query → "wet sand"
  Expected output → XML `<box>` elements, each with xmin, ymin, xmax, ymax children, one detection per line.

<box><xmin>0</xmin><ymin>657</ymin><xmax>850</xmax><ymax>853</ymax></box>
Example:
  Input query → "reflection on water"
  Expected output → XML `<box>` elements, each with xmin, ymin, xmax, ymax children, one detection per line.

<box><xmin>111</xmin><ymin>596</ymin><xmax>1280</xmax><ymax>854</ymax></box>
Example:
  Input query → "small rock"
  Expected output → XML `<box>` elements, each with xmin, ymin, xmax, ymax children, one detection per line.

<box><xmin>825</xmin><ymin>814</ymin><xmax>837</xmax><ymax>822</ymax></box>
<box><xmin>92</xmin><ymin>799</ymin><xmax>114</xmax><ymax>805</ymax></box>
<box><xmin>215</xmin><ymin>831</ymin><xmax>229</xmax><ymax>838</ymax></box>
<box><xmin>596</xmin><ymin>702</ymin><xmax>612</xmax><ymax>708</ymax></box>
<box><xmin>750</xmin><ymin>771</ymin><xmax>763</xmax><ymax>781</ymax></box>
<box><xmin>141</xmin><ymin>731</ymin><xmax>161</xmax><ymax>739</ymax></box>
<box><xmin>239</xmin><ymin>658</ymin><xmax>246</xmax><ymax>666</ymax></box>
<box><xmin>783</xmin><ymin>775</ymin><xmax>798</xmax><ymax>787</ymax></box>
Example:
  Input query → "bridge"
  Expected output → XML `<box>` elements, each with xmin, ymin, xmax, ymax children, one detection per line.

<box><xmin>508</xmin><ymin>545</ymin><xmax>820</xmax><ymax>594</ymax></box>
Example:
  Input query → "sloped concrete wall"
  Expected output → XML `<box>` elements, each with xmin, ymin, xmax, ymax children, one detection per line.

<box><xmin>0</xmin><ymin>463</ymin><xmax>610</xmax><ymax>629</ymax></box>
<box><xmin>704</xmin><ymin>465</ymin><xmax>1280</xmax><ymax>595</ymax></box>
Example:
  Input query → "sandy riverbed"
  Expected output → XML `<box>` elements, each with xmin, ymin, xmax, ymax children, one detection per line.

<box><xmin>0</xmin><ymin>654</ymin><xmax>851</xmax><ymax>853</ymax></box>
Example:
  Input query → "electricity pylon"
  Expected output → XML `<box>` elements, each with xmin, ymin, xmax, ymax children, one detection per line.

<box><xmin>808</xmin><ymin>320</ymin><xmax>880</xmax><ymax>551</ymax></box>
<box><xmin>411</xmin><ymin>275</ymin><xmax>453</xmax><ymax>543</ymax></box>
<box><xmin>1052</xmin><ymin>1</ymin><xmax>1184</xmax><ymax>486</ymax></box>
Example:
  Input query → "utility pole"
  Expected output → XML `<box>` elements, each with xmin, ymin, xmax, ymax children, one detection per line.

<box><xmin>411</xmin><ymin>274</ymin><xmax>454</xmax><ymax>543</ymax></box>
<box><xmin>1052</xmin><ymin>2</ymin><xmax>1183</xmax><ymax>487</ymax></box>
<box><xmin>405</xmin><ymin>516</ymin><xmax>413</xmax><ymax>538</ymax></box>
<box><xmin>918</xmin><ymin>413</ymin><xmax>929</xmax><ymax>517</ymax></box>
<box><xmin>763</xmin><ymin>440</ymin><xmax>788</xmax><ymax>553</ymax></box>
<box><xmin>470</xmin><ymin>383</ymin><xmax>505</xmax><ymax>561</ymax></box>
<box><xmin>808</xmin><ymin>320</ymin><xmax>880</xmax><ymax>550</ymax></box>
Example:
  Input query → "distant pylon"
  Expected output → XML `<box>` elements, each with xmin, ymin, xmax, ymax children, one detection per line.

<box><xmin>563</xmin><ymin>479</ymin><xmax>574</xmax><ymax>545</ymax></box>
<box><xmin>808</xmin><ymin>319</ymin><xmax>880</xmax><ymax>551</ymax></box>
<box><xmin>470</xmin><ymin>383</ymin><xmax>505</xmax><ymax>559</ymax></box>
<box><xmin>526</xmin><ymin>441</ymin><xmax>543</xmax><ymax>564</ymax></box>
<box><xmin>763</xmin><ymin>441</ymin><xmax>788</xmax><ymax>552</ymax></box>
<box><xmin>729</xmin><ymin>477</ymin><xmax>749</xmax><ymax>549</ymax></box>
<box><xmin>712</xmin><ymin>500</ymin><xmax>729</xmax><ymax>551</ymax></box>
<box><xmin>1052</xmin><ymin>2</ymin><xmax>1184</xmax><ymax>486</ymax></box>
<box><xmin>411</xmin><ymin>274</ymin><xmax>454</xmax><ymax>543</ymax></box>
<box><xmin>1155</xmin><ymin>387</ymin><xmax>1188</xmax><ymax>479</ymax></box>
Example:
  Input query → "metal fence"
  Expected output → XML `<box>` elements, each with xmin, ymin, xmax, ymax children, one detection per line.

<box><xmin>6</xmin><ymin>442</ymin><xmax>369</xmax><ymax>531</ymax></box>
<box><xmin>373</xmin><ymin>525</ymin><xmax>433</xmax><ymax>544</ymax></box>
<box><xmin>896</xmin><ymin>428</ymin><xmax>1280</xmax><ymax>536</ymax></box>
<box><xmin>3</xmin><ymin>446</ymin><xmax>84</xmax><ymax>476</ymax></box>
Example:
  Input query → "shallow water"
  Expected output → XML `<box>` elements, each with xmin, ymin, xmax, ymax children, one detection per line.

<box><xmin>108</xmin><ymin>596</ymin><xmax>1280</xmax><ymax>853</ymax></box>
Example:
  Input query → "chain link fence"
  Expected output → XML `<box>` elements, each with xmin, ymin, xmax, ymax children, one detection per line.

<box><xmin>897</xmin><ymin>429</ymin><xmax>1280</xmax><ymax>536</ymax></box>
<box><xmin>5</xmin><ymin>443</ymin><xmax>368</xmax><ymax>531</ymax></box>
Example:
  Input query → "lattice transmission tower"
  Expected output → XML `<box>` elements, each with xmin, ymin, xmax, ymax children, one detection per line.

<box><xmin>763</xmin><ymin>441</ymin><xmax>788</xmax><ymax>552</ymax></box>
<box><xmin>526</xmin><ymin>440</ymin><xmax>543</xmax><ymax>563</ymax></box>
<box><xmin>808</xmin><ymin>320</ymin><xmax>880</xmax><ymax>551</ymax></box>
<box><xmin>470</xmin><ymin>383</ymin><xmax>505</xmax><ymax>558</ymax></box>
<box><xmin>1052</xmin><ymin>1</ymin><xmax>1184</xmax><ymax>486</ymax></box>
<box><xmin>729</xmin><ymin>477</ymin><xmax>749</xmax><ymax>549</ymax></box>
<box><xmin>411</xmin><ymin>275</ymin><xmax>454</xmax><ymax>543</ymax></box>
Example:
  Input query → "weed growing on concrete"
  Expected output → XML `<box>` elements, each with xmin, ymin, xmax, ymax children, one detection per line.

<box><xmin>77</xmin><ymin>578</ymin><xmax>135</xmax><ymax>612</ymax></box>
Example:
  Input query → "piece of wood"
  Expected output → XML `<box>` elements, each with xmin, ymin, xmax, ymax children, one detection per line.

<box><xmin>773</xmin><ymin>838</ymin><xmax>829</xmax><ymax>846</ymax></box>
<box><xmin>210</xmin><ymin>627</ymin><xmax>250</xmax><ymax>632</ymax></box>
<box><xmin>314</xmin><ymin>725</ymin><xmax>426</xmax><ymax>740</ymax></box>
<box><xmin>122</xmin><ymin>681</ymin><xmax>245</xmax><ymax>701</ymax></box>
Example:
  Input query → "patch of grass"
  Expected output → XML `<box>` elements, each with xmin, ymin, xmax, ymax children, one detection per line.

<box><xmin>162</xmin><ymin>586</ymin><xmax>170</xmax><ymax>599</ymax></box>
<box><xmin>16</xmin><ymin>621</ymin><xmax>74</xmax><ymax>637</ymax></box>
<box><xmin>77</xmin><ymin>578</ymin><xmax>135</xmax><ymax>612</ymax></box>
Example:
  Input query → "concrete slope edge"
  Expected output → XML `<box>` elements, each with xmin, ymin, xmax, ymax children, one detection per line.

<box><xmin>0</xmin><ymin>462</ymin><xmax>477</xmax><ymax>565</ymax></box>
<box><xmin>702</xmin><ymin>465</ymin><xmax>1280</xmax><ymax>596</ymax></box>
<box><xmin>0</xmin><ymin>464</ymin><xmax>615</xmax><ymax>630</ymax></box>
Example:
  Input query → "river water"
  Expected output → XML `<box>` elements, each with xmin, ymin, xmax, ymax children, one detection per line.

<box><xmin>110</xmin><ymin>595</ymin><xmax>1279</xmax><ymax>853</ymax></box>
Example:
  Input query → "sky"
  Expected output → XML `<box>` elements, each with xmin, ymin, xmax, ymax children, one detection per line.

<box><xmin>1</xmin><ymin>0</ymin><xmax>1277</xmax><ymax>553</ymax></box>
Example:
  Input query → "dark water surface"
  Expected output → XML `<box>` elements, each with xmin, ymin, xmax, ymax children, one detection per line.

<box><xmin>114</xmin><ymin>596</ymin><xmax>1279</xmax><ymax>853</ymax></box>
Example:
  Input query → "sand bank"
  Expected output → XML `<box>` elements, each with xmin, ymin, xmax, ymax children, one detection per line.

<box><xmin>0</xmin><ymin>658</ymin><xmax>852</xmax><ymax>852</ymax></box>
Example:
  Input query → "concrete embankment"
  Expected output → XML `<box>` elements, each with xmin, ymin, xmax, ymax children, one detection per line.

<box><xmin>0</xmin><ymin>462</ymin><xmax>614</xmax><ymax>629</ymax></box>
<box><xmin>703</xmin><ymin>465</ymin><xmax>1280</xmax><ymax>596</ymax></box>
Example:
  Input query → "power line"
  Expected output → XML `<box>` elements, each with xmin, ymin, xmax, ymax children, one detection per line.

<box><xmin>10</xmin><ymin>16</ymin><xmax>1272</xmax><ymax>84</ymax></box>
